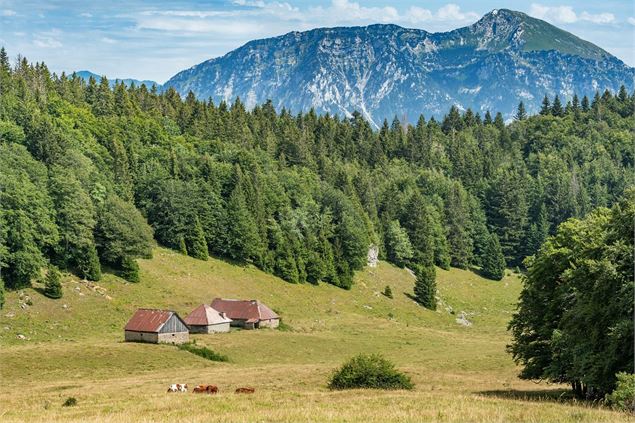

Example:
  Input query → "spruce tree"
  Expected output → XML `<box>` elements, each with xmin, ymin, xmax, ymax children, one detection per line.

<box><xmin>44</xmin><ymin>266</ymin><xmax>63</xmax><ymax>299</ymax></box>
<box><xmin>551</xmin><ymin>95</ymin><xmax>564</xmax><ymax>116</ymax></box>
<box><xmin>581</xmin><ymin>95</ymin><xmax>590</xmax><ymax>112</ymax></box>
<box><xmin>119</xmin><ymin>256</ymin><xmax>140</xmax><ymax>283</ymax></box>
<box><xmin>540</xmin><ymin>95</ymin><xmax>551</xmax><ymax>115</ymax></box>
<box><xmin>413</xmin><ymin>263</ymin><xmax>436</xmax><ymax>309</ymax></box>
<box><xmin>515</xmin><ymin>101</ymin><xmax>527</xmax><ymax>121</ymax></box>
<box><xmin>481</xmin><ymin>233</ymin><xmax>505</xmax><ymax>281</ymax></box>
<box><xmin>186</xmin><ymin>216</ymin><xmax>208</xmax><ymax>260</ymax></box>
<box><xmin>383</xmin><ymin>285</ymin><xmax>393</xmax><ymax>299</ymax></box>
<box><xmin>445</xmin><ymin>183</ymin><xmax>473</xmax><ymax>269</ymax></box>
<box><xmin>483</xmin><ymin>110</ymin><xmax>493</xmax><ymax>125</ymax></box>
<box><xmin>226</xmin><ymin>183</ymin><xmax>261</xmax><ymax>263</ymax></box>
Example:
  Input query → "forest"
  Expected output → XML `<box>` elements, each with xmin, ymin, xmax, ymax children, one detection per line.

<box><xmin>0</xmin><ymin>46</ymin><xmax>633</xmax><ymax>311</ymax></box>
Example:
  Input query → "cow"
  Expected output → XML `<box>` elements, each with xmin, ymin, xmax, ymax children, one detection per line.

<box><xmin>167</xmin><ymin>383</ymin><xmax>188</xmax><ymax>393</ymax></box>
<box><xmin>235</xmin><ymin>387</ymin><xmax>255</xmax><ymax>394</ymax></box>
<box><xmin>193</xmin><ymin>385</ymin><xmax>218</xmax><ymax>394</ymax></box>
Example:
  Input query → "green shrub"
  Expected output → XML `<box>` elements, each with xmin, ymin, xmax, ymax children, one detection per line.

<box><xmin>607</xmin><ymin>373</ymin><xmax>635</xmax><ymax>412</ymax></box>
<box><xmin>0</xmin><ymin>277</ymin><xmax>4</xmax><ymax>309</ymax></box>
<box><xmin>62</xmin><ymin>397</ymin><xmax>77</xmax><ymax>407</ymax></box>
<box><xmin>328</xmin><ymin>354</ymin><xmax>414</xmax><ymax>390</ymax></box>
<box><xmin>177</xmin><ymin>343</ymin><xmax>229</xmax><ymax>362</ymax></box>
<box><xmin>119</xmin><ymin>256</ymin><xmax>140</xmax><ymax>283</ymax></box>
<box><xmin>43</xmin><ymin>266</ymin><xmax>63</xmax><ymax>299</ymax></box>
<box><xmin>382</xmin><ymin>285</ymin><xmax>393</xmax><ymax>299</ymax></box>
<box><xmin>276</xmin><ymin>320</ymin><xmax>293</xmax><ymax>331</ymax></box>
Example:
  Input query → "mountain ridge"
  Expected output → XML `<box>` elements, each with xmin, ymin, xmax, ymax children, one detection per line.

<box><xmin>164</xmin><ymin>9</ymin><xmax>633</xmax><ymax>125</ymax></box>
<box><xmin>75</xmin><ymin>70</ymin><xmax>161</xmax><ymax>89</ymax></box>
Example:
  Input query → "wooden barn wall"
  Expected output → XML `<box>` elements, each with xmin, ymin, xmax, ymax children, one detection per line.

<box><xmin>159</xmin><ymin>315</ymin><xmax>188</xmax><ymax>333</ymax></box>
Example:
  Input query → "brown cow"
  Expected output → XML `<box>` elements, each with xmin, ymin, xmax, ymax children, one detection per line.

<box><xmin>193</xmin><ymin>385</ymin><xmax>218</xmax><ymax>394</ymax></box>
<box><xmin>235</xmin><ymin>387</ymin><xmax>255</xmax><ymax>394</ymax></box>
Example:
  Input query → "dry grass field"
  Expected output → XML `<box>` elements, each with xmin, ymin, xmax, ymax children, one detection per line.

<box><xmin>0</xmin><ymin>248</ymin><xmax>630</xmax><ymax>422</ymax></box>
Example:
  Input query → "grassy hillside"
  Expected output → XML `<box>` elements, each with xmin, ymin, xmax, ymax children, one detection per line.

<box><xmin>0</xmin><ymin>249</ymin><xmax>628</xmax><ymax>422</ymax></box>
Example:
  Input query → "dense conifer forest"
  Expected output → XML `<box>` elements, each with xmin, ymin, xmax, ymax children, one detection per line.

<box><xmin>0</xmin><ymin>48</ymin><xmax>633</xmax><ymax>313</ymax></box>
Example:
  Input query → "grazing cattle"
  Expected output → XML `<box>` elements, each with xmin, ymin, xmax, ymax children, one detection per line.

<box><xmin>235</xmin><ymin>387</ymin><xmax>255</xmax><ymax>394</ymax></box>
<box><xmin>167</xmin><ymin>383</ymin><xmax>188</xmax><ymax>393</ymax></box>
<box><xmin>193</xmin><ymin>385</ymin><xmax>218</xmax><ymax>394</ymax></box>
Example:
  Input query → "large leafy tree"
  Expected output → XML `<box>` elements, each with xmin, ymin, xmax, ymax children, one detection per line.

<box><xmin>508</xmin><ymin>190</ymin><xmax>634</xmax><ymax>397</ymax></box>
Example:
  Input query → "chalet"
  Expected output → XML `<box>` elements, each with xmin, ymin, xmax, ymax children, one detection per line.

<box><xmin>124</xmin><ymin>308</ymin><xmax>189</xmax><ymax>344</ymax></box>
<box><xmin>184</xmin><ymin>304</ymin><xmax>232</xmax><ymax>333</ymax></box>
<box><xmin>211</xmin><ymin>298</ymin><xmax>280</xmax><ymax>329</ymax></box>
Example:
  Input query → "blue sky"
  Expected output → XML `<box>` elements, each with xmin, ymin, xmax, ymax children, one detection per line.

<box><xmin>0</xmin><ymin>0</ymin><xmax>633</xmax><ymax>83</ymax></box>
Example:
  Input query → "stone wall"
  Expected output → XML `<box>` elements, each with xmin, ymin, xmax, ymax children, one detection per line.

<box><xmin>157</xmin><ymin>331</ymin><xmax>189</xmax><ymax>344</ymax></box>
<box><xmin>124</xmin><ymin>330</ymin><xmax>159</xmax><ymax>343</ymax></box>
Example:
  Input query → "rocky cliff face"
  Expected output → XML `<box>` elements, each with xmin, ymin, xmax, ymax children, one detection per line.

<box><xmin>165</xmin><ymin>9</ymin><xmax>634</xmax><ymax>125</ymax></box>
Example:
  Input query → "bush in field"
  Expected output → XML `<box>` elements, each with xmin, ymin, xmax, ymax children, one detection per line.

<box><xmin>178</xmin><ymin>343</ymin><xmax>229</xmax><ymax>362</ymax></box>
<box><xmin>43</xmin><ymin>266</ymin><xmax>63</xmax><ymax>299</ymax></box>
<box><xmin>607</xmin><ymin>373</ymin><xmax>635</xmax><ymax>413</ymax></box>
<box><xmin>328</xmin><ymin>354</ymin><xmax>413</xmax><ymax>390</ymax></box>
<box><xmin>382</xmin><ymin>285</ymin><xmax>393</xmax><ymax>299</ymax></box>
<box><xmin>119</xmin><ymin>256</ymin><xmax>140</xmax><ymax>283</ymax></box>
<box><xmin>62</xmin><ymin>397</ymin><xmax>77</xmax><ymax>407</ymax></box>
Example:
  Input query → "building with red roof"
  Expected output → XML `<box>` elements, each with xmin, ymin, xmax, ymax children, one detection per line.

<box><xmin>124</xmin><ymin>308</ymin><xmax>189</xmax><ymax>344</ymax></box>
<box><xmin>184</xmin><ymin>304</ymin><xmax>232</xmax><ymax>333</ymax></box>
<box><xmin>211</xmin><ymin>298</ymin><xmax>280</xmax><ymax>329</ymax></box>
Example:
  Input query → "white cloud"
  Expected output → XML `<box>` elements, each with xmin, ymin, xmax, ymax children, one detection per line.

<box><xmin>529</xmin><ymin>3</ymin><xmax>615</xmax><ymax>25</ymax></box>
<box><xmin>1</xmin><ymin>9</ymin><xmax>16</xmax><ymax>16</ymax></box>
<box><xmin>134</xmin><ymin>1</ymin><xmax>480</xmax><ymax>37</ymax></box>
<box><xmin>530</xmin><ymin>4</ymin><xmax>577</xmax><ymax>23</ymax></box>
<box><xmin>80</xmin><ymin>12</ymin><xmax>93</xmax><ymax>18</ymax></box>
<box><xmin>101</xmin><ymin>37</ymin><xmax>116</xmax><ymax>44</ymax></box>
<box><xmin>627</xmin><ymin>17</ymin><xmax>635</xmax><ymax>26</ymax></box>
<box><xmin>579</xmin><ymin>12</ymin><xmax>615</xmax><ymax>24</ymax></box>
<box><xmin>34</xmin><ymin>37</ymin><xmax>62</xmax><ymax>48</ymax></box>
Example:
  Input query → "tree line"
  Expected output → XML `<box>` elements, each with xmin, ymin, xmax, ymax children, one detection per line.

<box><xmin>0</xmin><ymin>47</ymin><xmax>633</xmax><ymax>311</ymax></box>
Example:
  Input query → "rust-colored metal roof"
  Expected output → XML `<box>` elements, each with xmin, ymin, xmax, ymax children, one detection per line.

<box><xmin>184</xmin><ymin>304</ymin><xmax>232</xmax><ymax>326</ymax></box>
<box><xmin>124</xmin><ymin>308</ymin><xmax>177</xmax><ymax>333</ymax></box>
<box><xmin>211</xmin><ymin>298</ymin><xmax>279</xmax><ymax>321</ymax></box>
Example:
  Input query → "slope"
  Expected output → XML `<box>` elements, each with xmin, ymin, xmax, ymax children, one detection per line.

<box><xmin>0</xmin><ymin>249</ymin><xmax>629</xmax><ymax>422</ymax></box>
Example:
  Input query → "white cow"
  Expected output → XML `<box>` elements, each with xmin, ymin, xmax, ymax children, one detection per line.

<box><xmin>167</xmin><ymin>383</ymin><xmax>188</xmax><ymax>393</ymax></box>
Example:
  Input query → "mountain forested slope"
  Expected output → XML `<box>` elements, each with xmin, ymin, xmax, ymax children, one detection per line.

<box><xmin>0</xmin><ymin>48</ymin><xmax>633</xmax><ymax>312</ymax></box>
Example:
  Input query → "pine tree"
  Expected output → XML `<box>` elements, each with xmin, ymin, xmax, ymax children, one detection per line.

<box><xmin>178</xmin><ymin>236</ymin><xmax>187</xmax><ymax>255</ymax></box>
<box><xmin>581</xmin><ymin>95</ymin><xmax>590</xmax><ymax>112</ymax></box>
<box><xmin>515</xmin><ymin>101</ymin><xmax>527</xmax><ymax>121</ymax></box>
<box><xmin>445</xmin><ymin>183</ymin><xmax>473</xmax><ymax>268</ymax></box>
<box><xmin>540</xmin><ymin>95</ymin><xmax>551</xmax><ymax>115</ymax></box>
<box><xmin>481</xmin><ymin>233</ymin><xmax>505</xmax><ymax>280</ymax></box>
<box><xmin>483</xmin><ymin>111</ymin><xmax>493</xmax><ymax>125</ymax></box>
<box><xmin>119</xmin><ymin>256</ymin><xmax>140</xmax><ymax>283</ymax></box>
<box><xmin>413</xmin><ymin>263</ymin><xmax>436</xmax><ymax>309</ymax></box>
<box><xmin>383</xmin><ymin>285</ymin><xmax>393</xmax><ymax>299</ymax></box>
<box><xmin>551</xmin><ymin>95</ymin><xmax>564</xmax><ymax>117</ymax></box>
<box><xmin>186</xmin><ymin>216</ymin><xmax>208</xmax><ymax>260</ymax></box>
<box><xmin>226</xmin><ymin>183</ymin><xmax>261</xmax><ymax>263</ymax></box>
<box><xmin>44</xmin><ymin>266</ymin><xmax>63</xmax><ymax>299</ymax></box>
<box><xmin>79</xmin><ymin>245</ymin><xmax>102</xmax><ymax>281</ymax></box>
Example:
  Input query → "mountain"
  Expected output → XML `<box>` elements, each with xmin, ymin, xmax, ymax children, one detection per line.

<box><xmin>75</xmin><ymin>70</ymin><xmax>161</xmax><ymax>89</ymax></box>
<box><xmin>164</xmin><ymin>9</ymin><xmax>634</xmax><ymax>126</ymax></box>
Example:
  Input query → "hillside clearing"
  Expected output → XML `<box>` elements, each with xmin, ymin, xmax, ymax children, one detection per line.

<box><xmin>0</xmin><ymin>249</ymin><xmax>629</xmax><ymax>422</ymax></box>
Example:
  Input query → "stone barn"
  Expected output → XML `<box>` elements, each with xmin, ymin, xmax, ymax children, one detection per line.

<box><xmin>210</xmin><ymin>298</ymin><xmax>280</xmax><ymax>329</ymax></box>
<box><xmin>124</xmin><ymin>308</ymin><xmax>189</xmax><ymax>344</ymax></box>
<box><xmin>184</xmin><ymin>304</ymin><xmax>232</xmax><ymax>333</ymax></box>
